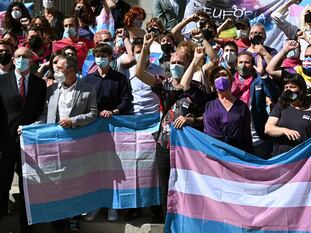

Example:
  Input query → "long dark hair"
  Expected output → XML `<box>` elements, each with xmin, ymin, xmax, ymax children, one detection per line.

<box><xmin>4</xmin><ymin>2</ymin><xmax>31</xmax><ymax>33</ymax></box>
<box><xmin>279</xmin><ymin>73</ymin><xmax>310</xmax><ymax>108</ymax></box>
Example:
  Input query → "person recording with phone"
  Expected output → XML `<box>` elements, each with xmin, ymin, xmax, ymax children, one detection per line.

<box><xmin>265</xmin><ymin>73</ymin><xmax>311</xmax><ymax>155</ymax></box>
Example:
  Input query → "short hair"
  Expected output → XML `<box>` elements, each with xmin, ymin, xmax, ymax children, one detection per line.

<box><xmin>27</xmin><ymin>25</ymin><xmax>44</xmax><ymax>37</ymax></box>
<box><xmin>63</xmin><ymin>15</ymin><xmax>79</xmax><ymax>28</ymax></box>
<box><xmin>223</xmin><ymin>41</ymin><xmax>238</xmax><ymax>53</ymax></box>
<box><xmin>250</xmin><ymin>23</ymin><xmax>266</xmax><ymax>37</ymax></box>
<box><xmin>93</xmin><ymin>44</ymin><xmax>113</xmax><ymax>57</ymax></box>
<box><xmin>196</xmin><ymin>10</ymin><xmax>211</xmax><ymax>20</ymax></box>
<box><xmin>176</xmin><ymin>41</ymin><xmax>195</xmax><ymax>62</ymax></box>
<box><xmin>94</xmin><ymin>30</ymin><xmax>112</xmax><ymax>44</ymax></box>
<box><xmin>237</xmin><ymin>51</ymin><xmax>255</xmax><ymax>66</ymax></box>
<box><xmin>131</xmin><ymin>38</ymin><xmax>143</xmax><ymax>52</ymax></box>
<box><xmin>208</xmin><ymin>66</ymin><xmax>233</xmax><ymax>86</ymax></box>
<box><xmin>123</xmin><ymin>6</ymin><xmax>146</xmax><ymax>27</ymax></box>
<box><xmin>58</xmin><ymin>54</ymin><xmax>78</xmax><ymax>73</ymax></box>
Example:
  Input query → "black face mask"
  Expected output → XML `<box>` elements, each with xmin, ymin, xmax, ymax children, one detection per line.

<box><xmin>282</xmin><ymin>89</ymin><xmax>300</xmax><ymax>102</ymax></box>
<box><xmin>28</xmin><ymin>36</ymin><xmax>43</xmax><ymax>51</ymax></box>
<box><xmin>161</xmin><ymin>43</ymin><xmax>173</xmax><ymax>54</ymax></box>
<box><xmin>305</xmin><ymin>12</ymin><xmax>311</xmax><ymax>23</ymax></box>
<box><xmin>202</xmin><ymin>28</ymin><xmax>213</xmax><ymax>41</ymax></box>
<box><xmin>147</xmin><ymin>27</ymin><xmax>160</xmax><ymax>37</ymax></box>
<box><xmin>0</xmin><ymin>53</ymin><xmax>12</xmax><ymax>65</ymax></box>
<box><xmin>250</xmin><ymin>35</ymin><xmax>264</xmax><ymax>45</ymax></box>
<box><xmin>75</xmin><ymin>8</ymin><xmax>87</xmax><ymax>18</ymax></box>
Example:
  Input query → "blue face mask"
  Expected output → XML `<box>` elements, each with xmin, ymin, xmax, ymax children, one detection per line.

<box><xmin>170</xmin><ymin>64</ymin><xmax>185</xmax><ymax>80</ymax></box>
<box><xmin>15</xmin><ymin>57</ymin><xmax>30</xmax><ymax>72</ymax></box>
<box><xmin>63</xmin><ymin>27</ymin><xmax>77</xmax><ymax>38</ymax></box>
<box><xmin>115</xmin><ymin>37</ymin><xmax>124</xmax><ymax>48</ymax></box>
<box><xmin>95</xmin><ymin>57</ymin><xmax>110</xmax><ymax>69</ymax></box>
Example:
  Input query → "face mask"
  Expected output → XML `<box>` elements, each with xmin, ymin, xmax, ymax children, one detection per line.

<box><xmin>42</xmin><ymin>0</ymin><xmax>54</xmax><ymax>8</ymax></box>
<box><xmin>132</xmin><ymin>19</ymin><xmax>142</xmax><ymax>28</ymax></box>
<box><xmin>196</xmin><ymin>20</ymin><xmax>207</xmax><ymax>29</ymax></box>
<box><xmin>170</xmin><ymin>64</ymin><xmax>185</xmax><ymax>80</ymax></box>
<box><xmin>95</xmin><ymin>57</ymin><xmax>110</xmax><ymax>68</ymax></box>
<box><xmin>202</xmin><ymin>28</ymin><xmax>213</xmax><ymax>41</ymax></box>
<box><xmin>250</xmin><ymin>35</ymin><xmax>264</xmax><ymax>45</ymax></box>
<box><xmin>223</xmin><ymin>51</ymin><xmax>237</xmax><ymax>67</ymax></box>
<box><xmin>0</xmin><ymin>53</ymin><xmax>12</xmax><ymax>66</ymax></box>
<box><xmin>286</xmin><ymin>48</ymin><xmax>300</xmax><ymax>59</ymax></box>
<box><xmin>237</xmin><ymin>65</ymin><xmax>253</xmax><ymax>77</ymax></box>
<box><xmin>115</xmin><ymin>37</ymin><xmax>124</xmax><ymax>48</ymax></box>
<box><xmin>305</xmin><ymin>12</ymin><xmax>311</xmax><ymax>23</ymax></box>
<box><xmin>75</xmin><ymin>8</ymin><xmax>87</xmax><ymax>18</ymax></box>
<box><xmin>147</xmin><ymin>27</ymin><xmax>160</xmax><ymax>37</ymax></box>
<box><xmin>15</xmin><ymin>57</ymin><xmax>30</xmax><ymax>72</ymax></box>
<box><xmin>11</xmin><ymin>10</ymin><xmax>22</xmax><ymax>20</ymax></box>
<box><xmin>236</xmin><ymin>30</ymin><xmax>248</xmax><ymax>40</ymax></box>
<box><xmin>134</xmin><ymin>53</ymin><xmax>149</xmax><ymax>62</ymax></box>
<box><xmin>161</xmin><ymin>43</ymin><xmax>173</xmax><ymax>54</ymax></box>
<box><xmin>303</xmin><ymin>57</ymin><xmax>311</xmax><ymax>73</ymax></box>
<box><xmin>54</xmin><ymin>71</ymin><xmax>66</xmax><ymax>83</ymax></box>
<box><xmin>28</xmin><ymin>36</ymin><xmax>43</xmax><ymax>51</ymax></box>
<box><xmin>63</xmin><ymin>27</ymin><xmax>77</xmax><ymax>38</ymax></box>
<box><xmin>214</xmin><ymin>76</ymin><xmax>230</xmax><ymax>92</ymax></box>
<box><xmin>282</xmin><ymin>89</ymin><xmax>300</xmax><ymax>102</ymax></box>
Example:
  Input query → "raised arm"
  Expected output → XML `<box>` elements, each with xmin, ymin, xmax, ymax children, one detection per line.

<box><xmin>135</xmin><ymin>33</ymin><xmax>157</xmax><ymax>87</ymax></box>
<box><xmin>171</xmin><ymin>14</ymin><xmax>199</xmax><ymax>44</ymax></box>
<box><xmin>180</xmin><ymin>46</ymin><xmax>205</xmax><ymax>91</ymax></box>
<box><xmin>216</xmin><ymin>18</ymin><xmax>234</xmax><ymax>38</ymax></box>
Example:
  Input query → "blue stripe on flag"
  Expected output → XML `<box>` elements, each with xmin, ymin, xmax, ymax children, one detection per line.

<box><xmin>22</xmin><ymin>113</ymin><xmax>160</xmax><ymax>145</ymax></box>
<box><xmin>29</xmin><ymin>188</ymin><xmax>160</xmax><ymax>224</ymax></box>
<box><xmin>170</xmin><ymin>126</ymin><xmax>311</xmax><ymax>167</ymax></box>
<box><xmin>165</xmin><ymin>213</ymin><xmax>310</xmax><ymax>233</ymax></box>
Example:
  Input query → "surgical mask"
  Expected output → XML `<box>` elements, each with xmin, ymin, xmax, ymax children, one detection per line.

<box><xmin>250</xmin><ymin>35</ymin><xmax>264</xmax><ymax>45</ymax></box>
<box><xmin>115</xmin><ymin>37</ymin><xmax>124</xmax><ymax>48</ymax></box>
<box><xmin>237</xmin><ymin>65</ymin><xmax>253</xmax><ymax>77</ymax></box>
<box><xmin>0</xmin><ymin>53</ymin><xmax>12</xmax><ymax>65</ymax></box>
<box><xmin>42</xmin><ymin>0</ymin><xmax>54</xmax><ymax>8</ymax></box>
<box><xmin>63</xmin><ymin>27</ymin><xmax>77</xmax><ymax>38</ymax></box>
<box><xmin>236</xmin><ymin>30</ymin><xmax>248</xmax><ymax>40</ymax></box>
<box><xmin>15</xmin><ymin>57</ymin><xmax>30</xmax><ymax>72</ymax></box>
<box><xmin>286</xmin><ymin>48</ymin><xmax>300</xmax><ymax>59</ymax></box>
<box><xmin>95</xmin><ymin>57</ymin><xmax>110</xmax><ymax>68</ymax></box>
<box><xmin>11</xmin><ymin>10</ymin><xmax>22</xmax><ymax>20</ymax></box>
<box><xmin>54</xmin><ymin>71</ymin><xmax>66</xmax><ymax>83</ymax></box>
<box><xmin>170</xmin><ymin>64</ymin><xmax>185</xmax><ymax>80</ymax></box>
<box><xmin>222</xmin><ymin>51</ymin><xmax>237</xmax><ymax>67</ymax></box>
<box><xmin>132</xmin><ymin>19</ymin><xmax>142</xmax><ymax>28</ymax></box>
<box><xmin>282</xmin><ymin>89</ymin><xmax>300</xmax><ymax>102</ymax></box>
<box><xmin>214</xmin><ymin>76</ymin><xmax>230</xmax><ymax>92</ymax></box>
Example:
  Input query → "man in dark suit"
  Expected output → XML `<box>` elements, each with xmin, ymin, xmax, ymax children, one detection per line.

<box><xmin>0</xmin><ymin>47</ymin><xmax>46</xmax><ymax>233</ymax></box>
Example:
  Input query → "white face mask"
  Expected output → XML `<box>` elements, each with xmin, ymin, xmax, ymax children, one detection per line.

<box><xmin>223</xmin><ymin>51</ymin><xmax>237</xmax><ymax>67</ymax></box>
<box><xmin>236</xmin><ymin>29</ymin><xmax>248</xmax><ymax>40</ymax></box>
<box><xmin>11</xmin><ymin>10</ymin><xmax>22</xmax><ymax>20</ymax></box>
<box><xmin>54</xmin><ymin>71</ymin><xmax>66</xmax><ymax>83</ymax></box>
<box><xmin>42</xmin><ymin>0</ymin><xmax>54</xmax><ymax>8</ymax></box>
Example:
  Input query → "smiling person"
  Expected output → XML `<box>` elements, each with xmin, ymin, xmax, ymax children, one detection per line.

<box><xmin>265</xmin><ymin>73</ymin><xmax>311</xmax><ymax>155</ymax></box>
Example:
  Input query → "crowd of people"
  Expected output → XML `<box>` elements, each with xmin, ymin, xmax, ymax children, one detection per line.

<box><xmin>0</xmin><ymin>0</ymin><xmax>310</xmax><ymax>232</ymax></box>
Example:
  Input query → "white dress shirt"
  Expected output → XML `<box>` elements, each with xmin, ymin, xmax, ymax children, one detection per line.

<box><xmin>58</xmin><ymin>82</ymin><xmax>77</xmax><ymax>120</ymax></box>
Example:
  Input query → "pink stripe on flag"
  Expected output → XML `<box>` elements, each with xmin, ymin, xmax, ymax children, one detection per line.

<box><xmin>27</xmin><ymin>169</ymin><xmax>158</xmax><ymax>204</ymax></box>
<box><xmin>289</xmin><ymin>5</ymin><xmax>304</xmax><ymax>17</ymax></box>
<box><xmin>167</xmin><ymin>190</ymin><xmax>311</xmax><ymax>231</ymax></box>
<box><xmin>172</xmin><ymin>146</ymin><xmax>311</xmax><ymax>185</ymax></box>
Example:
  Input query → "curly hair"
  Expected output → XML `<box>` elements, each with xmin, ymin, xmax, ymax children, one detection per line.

<box><xmin>4</xmin><ymin>2</ymin><xmax>31</xmax><ymax>33</ymax></box>
<box><xmin>123</xmin><ymin>6</ymin><xmax>146</xmax><ymax>27</ymax></box>
<box><xmin>73</xmin><ymin>0</ymin><xmax>96</xmax><ymax>26</ymax></box>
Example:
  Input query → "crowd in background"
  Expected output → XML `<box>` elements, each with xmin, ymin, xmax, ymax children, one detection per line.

<box><xmin>0</xmin><ymin>0</ymin><xmax>310</xmax><ymax>233</ymax></box>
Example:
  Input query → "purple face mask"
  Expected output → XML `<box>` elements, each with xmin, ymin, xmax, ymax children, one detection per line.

<box><xmin>214</xmin><ymin>76</ymin><xmax>230</xmax><ymax>92</ymax></box>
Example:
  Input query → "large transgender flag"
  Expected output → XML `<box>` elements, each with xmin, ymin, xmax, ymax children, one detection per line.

<box><xmin>20</xmin><ymin>114</ymin><xmax>161</xmax><ymax>225</ymax></box>
<box><xmin>166</xmin><ymin>126</ymin><xmax>311</xmax><ymax>233</ymax></box>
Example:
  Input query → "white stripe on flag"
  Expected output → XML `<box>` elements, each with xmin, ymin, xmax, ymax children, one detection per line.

<box><xmin>170</xmin><ymin>168</ymin><xmax>311</xmax><ymax>208</ymax></box>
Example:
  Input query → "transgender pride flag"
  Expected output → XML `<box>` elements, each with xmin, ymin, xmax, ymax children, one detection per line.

<box><xmin>20</xmin><ymin>114</ymin><xmax>160</xmax><ymax>225</ymax></box>
<box><xmin>166</xmin><ymin>126</ymin><xmax>311</xmax><ymax>233</ymax></box>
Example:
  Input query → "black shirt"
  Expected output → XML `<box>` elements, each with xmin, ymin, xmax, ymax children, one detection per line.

<box><xmin>270</xmin><ymin>102</ymin><xmax>311</xmax><ymax>155</ymax></box>
<box><xmin>84</xmin><ymin>68</ymin><xmax>133</xmax><ymax>114</ymax></box>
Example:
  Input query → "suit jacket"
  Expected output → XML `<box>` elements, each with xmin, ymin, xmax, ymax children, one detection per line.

<box><xmin>0</xmin><ymin>95</ymin><xmax>10</xmax><ymax>155</ymax></box>
<box><xmin>42</xmin><ymin>79</ymin><xmax>98</xmax><ymax>128</ymax></box>
<box><xmin>0</xmin><ymin>72</ymin><xmax>46</xmax><ymax>139</ymax></box>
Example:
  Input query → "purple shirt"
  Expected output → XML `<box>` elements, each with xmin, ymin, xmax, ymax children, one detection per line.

<box><xmin>203</xmin><ymin>98</ymin><xmax>253</xmax><ymax>153</ymax></box>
